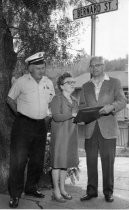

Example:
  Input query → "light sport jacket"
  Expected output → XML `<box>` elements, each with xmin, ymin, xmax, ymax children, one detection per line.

<box><xmin>79</xmin><ymin>77</ymin><xmax>126</xmax><ymax>139</ymax></box>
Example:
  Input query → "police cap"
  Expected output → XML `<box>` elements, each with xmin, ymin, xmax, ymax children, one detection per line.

<box><xmin>25</xmin><ymin>52</ymin><xmax>45</xmax><ymax>65</ymax></box>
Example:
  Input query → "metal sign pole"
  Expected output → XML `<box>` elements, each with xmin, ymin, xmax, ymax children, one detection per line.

<box><xmin>73</xmin><ymin>0</ymin><xmax>118</xmax><ymax>57</ymax></box>
<box><xmin>91</xmin><ymin>14</ymin><xmax>96</xmax><ymax>57</ymax></box>
<box><xmin>86</xmin><ymin>0</ymin><xmax>96</xmax><ymax>57</ymax></box>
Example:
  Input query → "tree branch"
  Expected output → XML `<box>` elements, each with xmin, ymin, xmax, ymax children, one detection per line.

<box><xmin>13</xmin><ymin>6</ymin><xmax>25</xmax><ymax>17</ymax></box>
<box><xmin>16</xmin><ymin>43</ymin><xmax>29</xmax><ymax>54</ymax></box>
<box><xmin>8</xmin><ymin>25</ymin><xmax>44</xmax><ymax>36</ymax></box>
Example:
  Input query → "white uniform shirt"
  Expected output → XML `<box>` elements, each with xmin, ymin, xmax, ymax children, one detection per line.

<box><xmin>91</xmin><ymin>74</ymin><xmax>110</xmax><ymax>100</ymax></box>
<box><xmin>8</xmin><ymin>73</ymin><xmax>55</xmax><ymax>119</ymax></box>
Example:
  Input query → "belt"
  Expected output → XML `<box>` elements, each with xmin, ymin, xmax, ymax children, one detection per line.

<box><xmin>17</xmin><ymin>112</ymin><xmax>45</xmax><ymax>122</ymax></box>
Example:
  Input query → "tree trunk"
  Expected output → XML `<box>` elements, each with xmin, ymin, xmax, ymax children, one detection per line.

<box><xmin>0</xmin><ymin>15</ymin><xmax>17</xmax><ymax>192</ymax></box>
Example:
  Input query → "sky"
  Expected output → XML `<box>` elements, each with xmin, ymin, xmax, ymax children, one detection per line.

<box><xmin>96</xmin><ymin>0</ymin><xmax>128</xmax><ymax>60</ymax></box>
<box><xmin>69</xmin><ymin>0</ymin><xmax>128</xmax><ymax>60</ymax></box>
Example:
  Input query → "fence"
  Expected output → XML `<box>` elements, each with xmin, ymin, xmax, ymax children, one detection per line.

<box><xmin>117</xmin><ymin>121</ymin><xmax>129</xmax><ymax>147</ymax></box>
<box><xmin>116</xmin><ymin>107</ymin><xmax>129</xmax><ymax>147</ymax></box>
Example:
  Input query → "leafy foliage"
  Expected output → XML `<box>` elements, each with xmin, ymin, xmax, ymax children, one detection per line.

<box><xmin>2</xmin><ymin>0</ymin><xmax>85</xmax><ymax>66</ymax></box>
<box><xmin>105</xmin><ymin>57</ymin><xmax>128</xmax><ymax>72</ymax></box>
<box><xmin>4</xmin><ymin>0</ymin><xmax>58</xmax><ymax>59</ymax></box>
<box><xmin>11</xmin><ymin>0</ymin><xmax>57</xmax><ymax>14</ymax></box>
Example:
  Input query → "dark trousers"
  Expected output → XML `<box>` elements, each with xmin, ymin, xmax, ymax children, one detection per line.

<box><xmin>85</xmin><ymin>122</ymin><xmax>116</xmax><ymax>196</ymax></box>
<box><xmin>8</xmin><ymin>114</ymin><xmax>47</xmax><ymax>198</ymax></box>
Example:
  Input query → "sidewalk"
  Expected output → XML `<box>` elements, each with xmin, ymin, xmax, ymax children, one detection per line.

<box><xmin>0</xmin><ymin>157</ymin><xmax>129</xmax><ymax>209</ymax></box>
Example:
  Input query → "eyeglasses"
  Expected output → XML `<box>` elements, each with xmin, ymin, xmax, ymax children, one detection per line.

<box><xmin>90</xmin><ymin>64</ymin><xmax>104</xmax><ymax>68</ymax></box>
<box><xmin>63</xmin><ymin>81</ymin><xmax>76</xmax><ymax>85</ymax></box>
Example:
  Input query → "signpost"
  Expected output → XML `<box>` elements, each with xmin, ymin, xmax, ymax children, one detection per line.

<box><xmin>73</xmin><ymin>0</ymin><xmax>118</xmax><ymax>56</ymax></box>
<box><xmin>73</xmin><ymin>0</ymin><xmax>118</xmax><ymax>20</ymax></box>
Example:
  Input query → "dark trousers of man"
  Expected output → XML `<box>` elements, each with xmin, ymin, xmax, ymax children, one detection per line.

<box><xmin>8</xmin><ymin>113</ymin><xmax>47</xmax><ymax>198</ymax></box>
<box><xmin>85</xmin><ymin>122</ymin><xmax>116</xmax><ymax>197</ymax></box>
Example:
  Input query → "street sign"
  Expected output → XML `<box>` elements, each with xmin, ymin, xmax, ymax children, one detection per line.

<box><xmin>73</xmin><ymin>0</ymin><xmax>118</xmax><ymax>20</ymax></box>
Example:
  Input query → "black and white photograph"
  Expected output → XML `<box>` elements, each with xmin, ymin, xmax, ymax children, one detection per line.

<box><xmin>0</xmin><ymin>0</ymin><xmax>128</xmax><ymax>209</ymax></box>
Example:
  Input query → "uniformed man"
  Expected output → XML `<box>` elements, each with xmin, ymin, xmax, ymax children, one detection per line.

<box><xmin>7</xmin><ymin>52</ymin><xmax>55</xmax><ymax>208</ymax></box>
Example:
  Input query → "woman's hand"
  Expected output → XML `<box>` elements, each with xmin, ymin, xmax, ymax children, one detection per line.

<box><xmin>72</xmin><ymin>112</ymin><xmax>77</xmax><ymax>117</ymax></box>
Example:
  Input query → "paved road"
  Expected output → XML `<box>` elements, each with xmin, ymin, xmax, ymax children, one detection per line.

<box><xmin>0</xmin><ymin>157</ymin><xmax>129</xmax><ymax>209</ymax></box>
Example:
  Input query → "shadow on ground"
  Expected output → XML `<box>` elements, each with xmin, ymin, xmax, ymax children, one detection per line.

<box><xmin>1</xmin><ymin>184</ymin><xmax>129</xmax><ymax>209</ymax></box>
<box><xmin>38</xmin><ymin>184</ymin><xmax>129</xmax><ymax>209</ymax></box>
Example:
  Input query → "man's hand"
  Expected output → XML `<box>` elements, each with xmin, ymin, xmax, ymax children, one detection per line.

<box><xmin>99</xmin><ymin>104</ymin><xmax>114</xmax><ymax>115</ymax></box>
<box><xmin>7</xmin><ymin>96</ymin><xmax>17</xmax><ymax>115</ymax></box>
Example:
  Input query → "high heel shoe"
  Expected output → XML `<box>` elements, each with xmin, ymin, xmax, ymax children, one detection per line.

<box><xmin>51</xmin><ymin>192</ymin><xmax>66</xmax><ymax>203</ymax></box>
<box><xmin>61</xmin><ymin>193</ymin><xmax>72</xmax><ymax>200</ymax></box>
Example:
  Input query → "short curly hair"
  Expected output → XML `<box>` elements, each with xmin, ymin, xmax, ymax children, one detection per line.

<box><xmin>57</xmin><ymin>72</ymin><xmax>72</xmax><ymax>91</ymax></box>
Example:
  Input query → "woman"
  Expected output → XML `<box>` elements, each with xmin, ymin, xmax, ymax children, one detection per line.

<box><xmin>50</xmin><ymin>72</ymin><xmax>79</xmax><ymax>202</ymax></box>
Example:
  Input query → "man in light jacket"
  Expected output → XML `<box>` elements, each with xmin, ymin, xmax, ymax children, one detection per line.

<box><xmin>79</xmin><ymin>56</ymin><xmax>126</xmax><ymax>202</ymax></box>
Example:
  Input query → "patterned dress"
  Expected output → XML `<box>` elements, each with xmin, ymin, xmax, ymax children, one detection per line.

<box><xmin>50</xmin><ymin>93</ymin><xmax>79</xmax><ymax>168</ymax></box>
